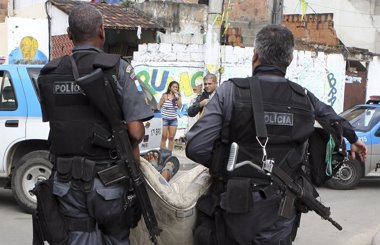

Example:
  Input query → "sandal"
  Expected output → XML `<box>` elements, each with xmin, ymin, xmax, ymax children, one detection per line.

<box><xmin>161</xmin><ymin>155</ymin><xmax>180</xmax><ymax>178</ymax></box>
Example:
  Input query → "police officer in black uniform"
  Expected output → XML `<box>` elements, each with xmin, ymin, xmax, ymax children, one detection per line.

<box><xmin>186</xmin><ymin>24</ymin><xmax>367</xmax><ymax>245</ymax></box>
<box><xmin>37</xmin><ymin>4</ymin><xmax>153</xmax><ymax>245</ymax></box>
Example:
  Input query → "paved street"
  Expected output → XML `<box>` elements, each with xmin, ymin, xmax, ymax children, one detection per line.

<box><xmin>0</xmin><ymin>150</ymin><xmax>379</xmax><ymax>245</ymax></box>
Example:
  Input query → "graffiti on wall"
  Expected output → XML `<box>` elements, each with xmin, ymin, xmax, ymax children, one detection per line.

<box><xmin>287</xmin><ymin>51</ymin><xmax>345</xmax><ymax>113</ymax></box>
<box><xmin>134</xmin><ymin>64</ymin><xmax>204</xmax><ymax>129</ymax></box>
<box><xmin>8</xmin><ymin>36</ymin><xmax>48</xmax><ymax>65</ymax></box>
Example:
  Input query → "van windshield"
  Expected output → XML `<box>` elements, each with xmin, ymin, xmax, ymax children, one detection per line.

<box><xmin>340</xmin><ymin>106</ymin><xmax>380</xmax><ymax>132</ymax></box>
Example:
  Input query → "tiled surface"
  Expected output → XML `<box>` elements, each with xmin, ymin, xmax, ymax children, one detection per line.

<box><xmin>49</xmin><ymin>0</ymin><xmax>164</xmax><ymax>31</ymax></box>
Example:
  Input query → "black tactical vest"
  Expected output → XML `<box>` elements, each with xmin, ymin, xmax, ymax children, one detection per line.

<box><xmin>226</xmin><ymin>75</ymin><xmax>315</xmax><ymax>179</ymax></box>
<box><xmin>38</xmin><ymin>52</ymin><xmax>120</xmax><ymax>159</ymax></box>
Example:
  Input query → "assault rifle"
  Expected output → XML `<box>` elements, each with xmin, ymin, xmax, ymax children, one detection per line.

<box><xmin>75</xmin><ymin>67</ymin><xmax>160</xmax><ymax>245</ymax></box>
<box><xmin>227</xmin><ymin>142</ymin><xmax>342</xmax><ymax>231</ymax></box>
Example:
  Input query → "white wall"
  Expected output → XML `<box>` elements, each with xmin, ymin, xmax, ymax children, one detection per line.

<box><xmin>0</xmin><ymin>22</ymin><xmax>6</xmax><ymax>59</ymax></box>
<box><xmin>6</xmin><ymin>17</ymin><xmax>49</xmax><ymax>64</ymax></box>
<box><xmin>49</xmin><ymin>5</ymin><xmax>69</xmax><ymax>36</ymax></box>
<box><xmin>287</xmin><ymin>51</ymin><xmax>346</xmax><ymax>113</ymax></box>
<box><xmin>132</xmin><ymin>43</ymin><xmax>347</xmax><ymax>127</ymax></box>
<box><xmin>367</xmin><ymin>56</ymin><xmax>380</xmax><ymax>99</ymax></box>
<box><xmin>14</xmin><ymin>2</ymin><xmax>46</xmax><ymax>18</ymax></box>
<box><xmin>283</xmin><ymin>0</ymin><xmax>379</xmax><ymax>53</ymax></box>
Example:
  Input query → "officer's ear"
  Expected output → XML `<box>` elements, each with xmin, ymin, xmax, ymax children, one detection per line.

<box><xmin>67</xmin><ymin>27</ymin><xmax>73</xmax><ymax>40</ymax></box>
<box><xmin>252</xmin><ymin>49</ymin><xmax>260</xmax><ymax>70</ymax></box>
<box><xmin>287</xmin><ymin>53</ymin><xmax>294</xmax><ymax>66</ymax></box>
<box><xmin>98</xmin><ymin>24</ymin><xmax>105</xmax><ymax>41</ymax></box>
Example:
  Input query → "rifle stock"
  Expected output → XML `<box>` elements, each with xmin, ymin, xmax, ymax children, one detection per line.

<box><xmin>76</xmin><ymin>68</ymin><xmax>160</xmax><ymax>244</ymax></box>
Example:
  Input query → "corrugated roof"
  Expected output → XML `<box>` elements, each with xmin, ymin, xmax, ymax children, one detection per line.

<box><xmin>48</xmin><ymin>0</ymin><xmax>165</xmax><ymax>31</ymax></box>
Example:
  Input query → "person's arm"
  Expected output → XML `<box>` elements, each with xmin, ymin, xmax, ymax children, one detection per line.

<box><xmin>118</xmin><ymin>60</ymin><xmax>154</xmax><ymax>159</ymax></box>
<box><xmin>187</xmin><ymin>94</ymin><xmax>203</xmax><ymax>117</ymax></box>
<box><xmin>176</xmin><ymin>93</ymin><xmax>182</xmax><ymax>109</ymax></box>
<box><xmin>307</xmin><ymin>90</ymin><xmax>367</xmax><ymax>161</ymax></box>
<box><xmin>159</xmin><ymin>93</ymin><xmax>167</xmax><ymax>109</ymax></box>
<box><xmin>127</xmin><ymin>121</ymin><xmax>145</xmax><ymax>161</ymax></box>
<box><xmin>186</xmin><ymin>82</ymin><xmax>233</xmax><ymax>165</ymax></box>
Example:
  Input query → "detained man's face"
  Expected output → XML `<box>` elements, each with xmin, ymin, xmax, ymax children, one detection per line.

<box><xmin>204</xmin><ymin>78</ymin><xmax>217</xmax><ymax>94</ymax></box>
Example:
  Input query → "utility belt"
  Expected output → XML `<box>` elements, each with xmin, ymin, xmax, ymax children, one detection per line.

<box><xmin>200</xmin><ymin>177</ymin><xmax>280</xmax><ymax>215</ymax></box>
<box><xmin>218</xmin><ymin>177</ymin><xmax>280</xmax><ymax>214</ymax></box>
<box><xmin>194</xmin><ymin>177</ymin><xmax>281</xmax><ymax>245</ymax></box>
<box><xmin>52</xmin><ymin>155</ymin><xmax>127</xmax><ymax>192</ymax></box>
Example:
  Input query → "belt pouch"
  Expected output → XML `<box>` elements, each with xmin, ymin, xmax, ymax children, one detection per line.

<box><xmin>71</xmin><ymin>157</ymin><xmax>84</xmax><ymax>191</ymax></box>
<box><xmin>196</xmin><ymin>193</ymin><xmax>219</xmax><ymax>217</ymax></box>
<box><xmin>82</xmin><ymin>159</ymin><xmax>96</xmax><ymax>192</ymax></box>
<box><xmin>56</xmin><ymin>158</ymin><xmax>72</xmax><ymax>182</ymax></box>
<box><xmin>222</xmin><ymin>178</ymin><xmax>252</xmax><ymax>214</ymax></box>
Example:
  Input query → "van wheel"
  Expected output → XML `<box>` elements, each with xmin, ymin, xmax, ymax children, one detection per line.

<box><xmin>326</xmin><ymin>157</ymin><xmax>362</xmax><ymax>190</ymax></box>
<box><xmin>11</xmin><ymin>151</ymin><xmax>52</xmax><ymax>214</ymax></box>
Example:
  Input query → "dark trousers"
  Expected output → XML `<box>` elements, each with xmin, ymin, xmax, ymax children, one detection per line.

<box><xmin>52</xmin><ymin>174</ymin><xmax>131</xmax><ymax>245</ymax></box>
<box><xmin>221</xmin><ymin>192</ymin><xmax>295</xmax><ymax>245</ymax></box>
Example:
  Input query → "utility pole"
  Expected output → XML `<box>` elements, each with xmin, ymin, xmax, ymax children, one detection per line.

<box><xmin>204</xmin><ymin>0</ymin><xmax>223</xmax><ymax>75</ymax></box>
<box><xmin>272</xmin><ymin>0</ymin><xmax>284</xmax><ymax>24</ymax></box>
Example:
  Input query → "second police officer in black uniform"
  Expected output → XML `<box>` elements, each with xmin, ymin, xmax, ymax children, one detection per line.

<box><xmin>186</xmin><ymin>24</ymin><xmax>367</xmax><ymax>245</ymax></box>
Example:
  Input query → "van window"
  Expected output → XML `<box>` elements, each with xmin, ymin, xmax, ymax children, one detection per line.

<box><xmin>27</xmin><ymin>67</ymin><xmax>42</xmax><ymax>95</ymax></box>
<box><xmin>0</xmin><ymin>71</ymin><xmax>17</xmax><ymax>110</ymax></box>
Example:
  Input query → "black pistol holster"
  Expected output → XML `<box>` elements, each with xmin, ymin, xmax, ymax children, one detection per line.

<box><xmin>194</xmin><ymin>181</ymin><xmax>232</xmax><ymax>245</ymax></box>
<box><xmin>32</xmin><ymin>178</ymin><xmax>69</xmax><ymax>245</ymax></box>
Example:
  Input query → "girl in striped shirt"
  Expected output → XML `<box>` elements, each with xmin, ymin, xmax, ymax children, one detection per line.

<box><xmin>159</xmin><ymin>81</ymin><xmax>182</xmax><ymax>151</ymax></box>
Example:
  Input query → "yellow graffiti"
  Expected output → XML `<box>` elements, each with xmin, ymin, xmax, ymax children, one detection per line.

<box><xmin>206</xmin><ymin>64</ymin><xmax>218</xmax><ymax>74</ymax></box>
<box><xmin>20</xmin><ymin>36</ymin><xmax>38</xmax><ymax>60</ymax></box>
<box><xmin>179</xmin><ymin>72</ymin><xmax>193</xmax><ymax>97</ymax></box>
<box><xmin>300</xmin><ymin>0</ymin><xmax>308</xmax><ymax>21</ymax></box>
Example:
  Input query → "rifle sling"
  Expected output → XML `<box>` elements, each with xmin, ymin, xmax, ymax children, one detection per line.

<box><xmin>248</xmin><ymin>77</ymin><xmax>267</xmax><ymax>138</ymax></box>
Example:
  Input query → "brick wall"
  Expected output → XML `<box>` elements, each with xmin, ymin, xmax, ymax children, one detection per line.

<box><xmin>224</xmin><ymin>27</ymin><xmax>243</xmax><ymax>47</ymax></box>
<box><xmin>283</xmin><ymin>13</ymin><xmax>339</xmax><ymax>46</ymax></box>
<box><xmin>51</xmin><ymin>34</ymin><xmax>73</xmax><ymax>60</ymax></box>
<box><xmin>223</xmin><ymin>0</ymin><xmax>272</xmax><ymax>47</ymax></box>
<box><xmin>0</xmin><ymin>0</ymin><xmax>7</xmax><ymax>22</ymax></box>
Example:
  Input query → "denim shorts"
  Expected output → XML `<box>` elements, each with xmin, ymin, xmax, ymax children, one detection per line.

<box><xmin>163</xmin><ymin>118</ymin><xmax>178</xmax><ymax>126</ymax></box>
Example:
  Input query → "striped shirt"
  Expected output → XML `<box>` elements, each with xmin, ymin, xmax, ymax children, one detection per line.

<box><xmin>161</xmin><ymin>99</ymin><xmax>178</xmax><ymax>120</ymax></box>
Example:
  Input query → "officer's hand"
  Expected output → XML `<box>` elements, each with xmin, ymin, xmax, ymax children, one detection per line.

<box><xmin>200</xmin><ymin>99</ymin><xmax>209</xmax><ymax>107</ymax></box>
<box><xmin>350</xmin><ymin>139</ymin><xmax>367</xmax><ymax>161</ymax></box>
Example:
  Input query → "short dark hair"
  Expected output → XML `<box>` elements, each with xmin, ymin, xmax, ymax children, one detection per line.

<box><xmin>68</xmin><ymin>4</ymin><xmax>103</xmax><ymax>42</ymax></box>
<box><xmin>254</xmin><ymin>24</ymin><xmax>295</xmax><ymax>67</ymax></box>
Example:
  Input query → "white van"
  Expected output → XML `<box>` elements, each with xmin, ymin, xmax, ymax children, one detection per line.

<box><xmin>0</xmin><ymin>65</ymin><xmax>161</xmax><ymax>213</ymax></box>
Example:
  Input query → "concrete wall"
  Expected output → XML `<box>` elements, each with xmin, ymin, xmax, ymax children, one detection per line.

<box><xmin>367</xmin><ymin>57</ymin><xmax>380</xmax><ymax>100</ymax></box>
<box><xmin>6</xmin><ymin>17</ymin><xmax>49</xmax><ymax>64</ymax></box>
<box><xmin>49</xmin><ymin>5</ymin><xmax>69</xmax><ymax>36</ymax></box>
<box><xmin>13</xmin><ymin>2</ymin><xmax>45</xmax><ymax>18</ymax></box>
<box><xmin>136</xmin><ymin>2</ymin><xmax>207</xmax><ymax>44</ymax></box>
<box><xmin>0</xmin><ymin>22</ymin><xmax>6</xmax><ymax>59</ymax></box>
